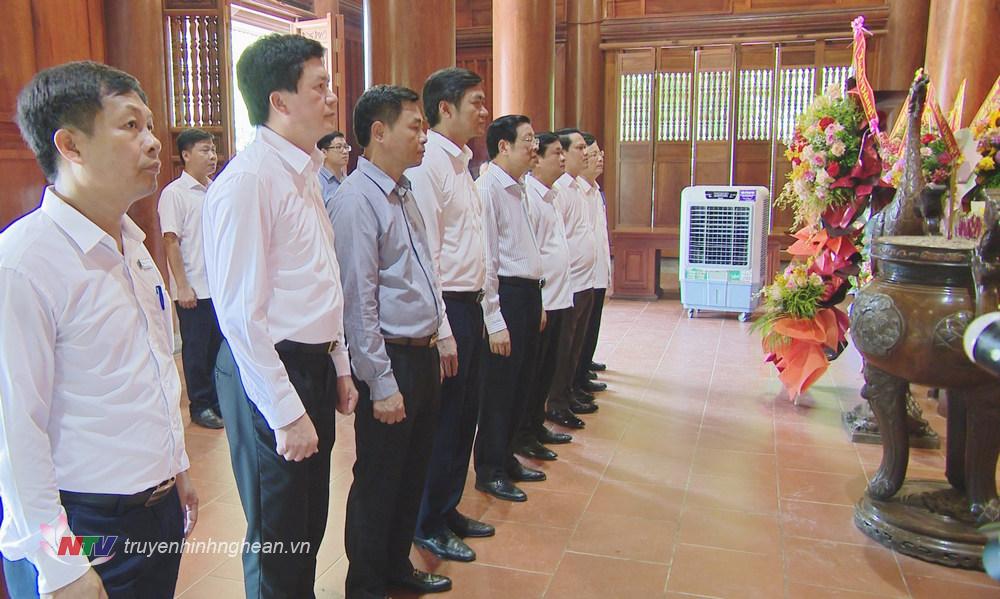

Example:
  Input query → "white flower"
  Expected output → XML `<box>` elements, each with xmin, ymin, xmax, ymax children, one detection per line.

<box><xmin>830</xmin><ymin>141</ymin><xmax>846</xmax><ymax>157</ymax></box>
<box><xmin>920</xmin><ymin>146</ymin><xmax>932</xmax><ymax>157</ymax></box>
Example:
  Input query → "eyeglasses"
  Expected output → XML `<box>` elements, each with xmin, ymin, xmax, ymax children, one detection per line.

<box><xmin>325</xmin><ymin>144</ymin><xmax>351</xmax><ymax>153</ymax></box>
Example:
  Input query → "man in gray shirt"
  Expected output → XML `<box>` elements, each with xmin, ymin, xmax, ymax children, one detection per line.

<box><xmin>331</xmin><ymin>85</ymin><xmax>451</xmax><ymax>599</ymax></box>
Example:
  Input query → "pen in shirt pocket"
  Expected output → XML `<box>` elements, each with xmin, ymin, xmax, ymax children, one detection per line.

<box><xmin>155</xmin><ymin>285</ymin><xmax>166</xmax><ymax>310</ymax></box>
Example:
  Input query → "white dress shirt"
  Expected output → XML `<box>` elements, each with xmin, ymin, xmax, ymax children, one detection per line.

<box><xmin>0</xmin><ymin>189</ymin><xmax>189</xmax><ymax>594</ymax></box>
<box><xmin>203</xmin><ymin>126</ymin><xmax>350</xmax><ymax>430</ymax></box>
<box><xmin>553</xmin><ymin>172</ymin><xmax>597</xmax><ymax>293</ymax></box>
<box><xmin>578</xmin><ymin>177</ymin><xmax>612</xmax><ymax>289</ymax></box>
<box><xmin>478</xmin><ymin>163</ymin><xmax>544</xmax><ymax>334</ymax></box>
<box><xmin>526</xmin><ymin>174</ymin><xmax>574</xmax><ymax>311</ymax></box>
<box><xmin>158</xmin><ymin>170</ymin><xmax>211</xmax><ymax>298</ymax></box>
<box><xmin>406</xmin><ymin>130</ymin><xmax>486</xmax><ymax>340</ymax></box>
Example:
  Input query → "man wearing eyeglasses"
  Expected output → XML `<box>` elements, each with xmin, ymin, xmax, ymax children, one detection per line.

<box><xmin>317</xmin><ymin>130</ymin><xmax>351</xmax><ymax>221</ymax></box>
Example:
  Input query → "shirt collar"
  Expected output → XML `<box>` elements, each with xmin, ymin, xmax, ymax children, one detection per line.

<box><xmin>576</xmin><ymin>176</ymin><xmax>594</xmax><ymax>193</ymax></box>
<box><xmin>556</xmin><ymin>172</ymin><xmax>578</xmax><ymax>189</ymax></box>
<box><xmin>179</xmin><ymin>170</ymin><xmax>209</xmax><ymax>191</ymax></box>
<box><xmin>256</xmin><ymin>126</ymin><xmax>323</xmax><ymax>176</ymax></box>
<box><xmin>40</xmin><ymin>187</ymin><xmax>145</xmax><ymax>254</ymax></box>
<box><xmin>526</xmin><ymin>173</ymin><xmax>555</xmax><ymax>201</ymax></box>
<box><xmin>427</xmin><ymin>130</ymin><xmax>473</xmax><ymax>167</ymax></box>
<box><xmin>357</xmin><ymin>157</ymin><xmax>411</xmax><ymax>198</ymax></box>
<box><xmin>490</xmin><ymin>163</ymin><xmax>523</xmax><ymax>191</ymax></box>
<box><xmin>319</xmin><ymin>165</ymin><xmax>341</xmax><ymax>184</ymax></box>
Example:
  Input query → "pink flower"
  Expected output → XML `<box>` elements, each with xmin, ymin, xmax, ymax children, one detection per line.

<box><xmin>812</xmin><ymin>154</ymin><xmax>826</xmax><ymax>167</ymax></box>
<box><xmin>938</xmin><ymin>152</ymin><xmax>953</xmax><ymax>165</ymax></box>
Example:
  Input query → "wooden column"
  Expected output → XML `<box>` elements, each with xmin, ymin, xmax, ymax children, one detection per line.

<box><xmin>925</xmin><ymin>0</ymin><xmax>1000</xmax><ymax>127</ymax></box>
<box><xmin>492</xmin><ymin>0</ymin><xmax>556</xmax><ymax>129</ymax></box>
<box><xmin>877</xmin><ymin>0</ymin><xmax>930</xmax><ymax>90</ymax></box>
<box><xmin>104</xmin><ymin>0</ymin><xmax>170</xmax><ymax>278</ymax></box>
<box><xmin>566</xmin><ymin>0</ymin><xmax>602</xmax><ymax>136</ymax></box>
<box><xmin>364</xmin><ymin>0</ymin><xmax>455</xmax><ymax>93</ymax></box>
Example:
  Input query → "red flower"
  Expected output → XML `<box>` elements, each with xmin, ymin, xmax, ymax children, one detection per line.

<box><xmin>937</xmin><ymin>152</ymin><xmax>953</xmax><ymax>165</ymax></box>
<box><xmin>921</xmin><ymin>133</ymin><xmax>936</xmax><ymax>144</ymax></box>
<box><xmin>826</xmin><ymin>162</ymin><xmax>840</xmax><ymax>177</ymax></box>
<box><xmin>818</xmin><ymin>117</ymin><xmax>835</xmax><ymax>129</ymax></box>
<box><xmin>792</xmin><ymin>157</ymin><xmax>801</xmax><ymax>166</ymax></box>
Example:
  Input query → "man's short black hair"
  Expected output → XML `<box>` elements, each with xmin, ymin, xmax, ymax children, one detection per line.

<box><xmin>486</xmin><ymin>115</ymin><xmax>531</xmax><ymax>160</ymax></box>
<box><xmin>581</xmin><ymin>132</ymin><xmax>597</xmax><ymax>146</ymax></box>
<box><xmin>353</xmin><ymin>85</ymin><xmax>420</xmax><ymax>149</ymax></box>
<box><xmin>176</xmin><ymin>128</ymin><xmax>214</xmax><ymax>166</ymax></box>
<box><xmin>236</xmin><ymin>34</ymin><xmax>325</xmax><ymax>127</ymax></box>
<box><xmin>16</xmin><ymin>61</ymin><xmax>148</xmax><ymax>183</ymax></box>
<box><xmin>422</xmin><ymin>67</ymin><xmax>483</xmax><ymax>128</ymax></box>
<box><xmin>536</xmin><ymin>132</ymin><xmax>561</xmax><ymax>157</ymax></box>
<box><xmin>554</xmin><ymin>127</ymin><xmax>582</xmax><ymax>151</ymax></box>
<box><xmin>317</xmin><ymin>131</ymin><xmax>346</xmax><ymax>150</ymax></box>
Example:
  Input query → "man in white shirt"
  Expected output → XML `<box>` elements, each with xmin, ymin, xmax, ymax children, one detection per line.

<box><xmin>474</xmin><ymin>115</ymin><xmax>547</xmax><ymax>503</ymax></box>
<box><xmin>513</xmin><ymin>132</ymin><xmax>576</xmax><ymax>462</ymax></box>
<box><xmin>546</xmin><ymin>128</ymin><xmax>599</xmax><ymax>429</ymax></box>
<box><xmin>1</xmin><ymin>61</ymin><xmax>196</xmax><ymax>599</ymax></box>
<box><xmin>158</xmin><ymin>127</ymin><xmax>224</xmax><ymax>429</ymax></box>
<box><xmin>575</xmin><ymin>132</ymin><xmax>612</xmax><ymax>395</ymax></box>
<box><xmin>202</xmin><ymin>35</ymin><xmax>358</xmax><ymax>599</ymax></box>
<box><xmin>407</xmin><ymin>67</ymin><xmax>495</xmax><ymax>564</ymax></box>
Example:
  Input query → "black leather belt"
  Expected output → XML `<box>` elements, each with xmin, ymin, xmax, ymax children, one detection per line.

<box><xmin>60</xmin><ymin>477</ymin><xmax>176</xmax><ymax>512</ymax></box>
<box><xmin>275</xmin><ymin>339</ymin><xmax>339</xmax><ymax>354</ymax></box>
<box><xmin>498</xmin><ymin>276</ymin><xmax>545</xmax><ymax>289</ymax></box>
<box><xmin>443</xmin><ymin>290</ymin><xmax>485</xmax><ymax>304</ymax></box>
<box><xmin>384</xmin><ymin>334</ymin><xmax>438</xmax><ymax>348</ymax></box>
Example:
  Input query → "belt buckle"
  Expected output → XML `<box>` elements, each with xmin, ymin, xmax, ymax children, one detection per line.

<box><xmin>327</xmin><ymin>339</ymin><xmax>339</xmax><ymax>353</ymax></box>
<box><xmin>144</xmin><ymin>477</ymin><xmax>175</xmax><ymax>507</ymax></box>
<box><xmin>539</xmin><ymin>278</ymin><xmax>546</xmax><ymax>289</ymax></box>
<box><xmin>429</xmin><ymin>333</ymin><xmax>438</xmax><ymax>348</ymax></box>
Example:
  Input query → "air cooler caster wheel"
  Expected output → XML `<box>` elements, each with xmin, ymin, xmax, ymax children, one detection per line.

<box><xmin>738</xmin><ymin>312</ymin><xmax>750</xmax><ymax>322</ymax></box>
<box><xmin>687</xmin><ymin>309</ymin><xmax>697</xmax><ymax>319</ymax></box>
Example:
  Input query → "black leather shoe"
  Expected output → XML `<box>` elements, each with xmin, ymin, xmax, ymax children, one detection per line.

<box><xmin>579</xmin><ymin>379</ymin><xmax>608</xmax><ymax>393</ymax></box>
<box><xmin>476</xmin><ymin>477</ymin><xmax>527</xmax><ymax>502</ymax></box>
<box><xmin>587</xmin><ymin>370</ymin><xmax>598</xmax><ymax>380</ymax></box>
<box><xmin>537</xmin><ymin>428</ymin><xmax>572</xmax><ymax>444</ymax></box>
<box><xmin>589</xmin><ymin>361</ymin><xmax>607</xmax><ymax>371</ymax></box>
<box><xmin>546</xmin><ymin>409</ymin><xmax>585</xmax><ymax>429</ymax></box>
<box><xmin>509</xmin><ymin>462</ymin><xmax>547</xmax><ymax>482</ymax></box>
<box><xmin>447</xmin><ymin>511</ymin><xmax>495</xmax><ymax>538</ymax></box>
<box><xmin>191</xmin><ymin>408</ymin><xmax>224</xmax><ymax>429</ymax></box>
<box><xmin>516</xmin><ymin>440</ymin><xmax>557</xmax><ymax>461</ymax></box>
<box><xmin>574</xmin><ymin>388</ymin><xmax>596</xmax><ymax>403</ymax></box>
<box><xmin>415</xmin><ymin>529</ymin><xmax>475</xmax><ymax>562</ymax></box>
<box><xmin>389</xmin><ymin>569</ymin><xmax>452</xmax><ymax>594</ymax></box>
<box><xmin>569</xmin><ymin>399</ymin><xmax>598</xmax><ymax>415</ymax></box>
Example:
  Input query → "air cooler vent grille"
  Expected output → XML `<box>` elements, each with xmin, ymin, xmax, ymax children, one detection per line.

<box><xmin>686</xmin><ymin>205</ymin><xmax>751</xmax><ymax>266</ymax></box>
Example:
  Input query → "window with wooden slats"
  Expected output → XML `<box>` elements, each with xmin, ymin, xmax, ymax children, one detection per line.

<box><xmin>696</xmin><ymin>70</ymin><xmax>731</xmax><ymax>141</ymax></box>
<box><xmin>619</xmin><ymin>73</ymin><xmax>653</xmax><ymax>142</ymax></box>
<box><xmin>656</xmin><ymin>72</ymin><xmax>692</xmax><ymax>141</ymax></box>
<box><xmin>736</xmin><ymin>69</ymin><xmax>773</xmax><ymax>141</ymax></box>
<box><xmin>776</xmin><ymin>67</ymin><xmax>816</xmax><ymax>144</ymax></box>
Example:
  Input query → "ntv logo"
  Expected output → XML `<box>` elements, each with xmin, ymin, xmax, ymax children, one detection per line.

<box><xmin>39</xmin><ymin>514</ymin><xmax>117</xmax><ymax>566</ymax></box>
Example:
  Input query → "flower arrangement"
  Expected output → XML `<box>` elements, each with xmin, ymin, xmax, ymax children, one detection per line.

<box><xmin>754</xmin><ymin>262</ymin><xmax>826</xmax><ymax>348</ymax></box>
<box><xmin>974</xmin><ymin>109</ymin><xmax>1000</xmax><ymax>188</ymax></box>
<box><xmin>777</xmin><ymin>86</ymin><xmax>865</xmax><ymax>226</ymax></box>
<box><xmin>919</xmin><ymin>132</ymin><xmax>957</xmax><ymax>185</ymax></box>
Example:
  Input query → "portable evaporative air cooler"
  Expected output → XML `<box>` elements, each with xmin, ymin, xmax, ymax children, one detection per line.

<box><xmin>679</xmin><ymin>185</ymin><xmax>770</xmax><ymax>322</ymax></box>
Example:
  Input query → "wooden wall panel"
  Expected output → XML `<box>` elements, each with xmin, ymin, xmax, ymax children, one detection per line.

<box><xmin>616</xmin><ymin>49</ymin><xmax>654</xmax><ymax>227</ymax></box>
<box><xmin>1</xmin><ymin>0</ymin><xmax>106</xmax><ymax>232</ymax></box>
<box><xmin>607</xmin><ymin>0</ymin><xmax>886</xmax><ymax>16</ymax></box>
<box><xmin>692</xmin><ymin>46</ymin><xmax>734</xmax><ymax>186</ymax></box>
<box><xmin>652</xmin><ymin>47</ymin><xmax>694</xmax><ymax>231</ymax></box>
<box><xmin>457</xmin><ymin>0</ymin><xmax>567</xmax><ymax>27</ymax></box>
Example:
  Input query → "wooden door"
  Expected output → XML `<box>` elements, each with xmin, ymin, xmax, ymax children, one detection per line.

<box><xmin>292</xmin><ymin>13</ymin><xmax>348</xmax><ymax>135</ymax></box>
<box><xmin>652</xmin><ymin>47</ymin><xmax>694</xmax><ymax>233</ymax></box>
<box><xmin>616</xmin><ymin>49</ymin><xmax>656</xmax><ymax>228</ymax></box>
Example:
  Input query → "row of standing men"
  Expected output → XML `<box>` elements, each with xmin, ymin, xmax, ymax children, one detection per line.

<box><xmin>0</xmin><ymin>33</ymin><xmax>611</xmax><ymax>599</ymax></box>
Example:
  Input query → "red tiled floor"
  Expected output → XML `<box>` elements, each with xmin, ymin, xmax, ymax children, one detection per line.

<box><xmin>173</xmin><ymin>299</ymin><xmax>1000</xmax><ymax>598</ymax></box>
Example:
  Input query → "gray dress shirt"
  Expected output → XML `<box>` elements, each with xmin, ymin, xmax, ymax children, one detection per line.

<box><xmin>319</xmin><ymin>165</ymin><xmax>342</xmax><ymax>223</ymax></box>
<box><xmin>330</xmin><ymin>157</ymin><xmax>445</xmax><ymax>401</ymax></box>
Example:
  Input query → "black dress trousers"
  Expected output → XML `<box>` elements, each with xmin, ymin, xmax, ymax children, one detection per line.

<box><xmin>415</xmin><ymin>297</ymin><xmax>484</xmax><ymax>538</ymax></box>
<box><xmin>575</xmin><ymin>287</ymin><xmax>607</xmax><ymax>385</ymax></box>
<box><xmin>514</xmin><ymin>307</ymin><xmax>569</xmax><ymax>447</ymax></box>
<box><xmin>546</xmin><ymin>289</ymin><xmax>594</xmax><ymax>413</ymax></box>
<box><xmin>176</xmin><ymin>297</ymin><xmax>224</xmax><ymax>415</ymax></box>
<box><xmin>215</xmin><ymin>339</ymin><xmax>338</xmax><ymax>599</ymax></box>
<box><xmin>345</xmin><ymin>344</ymin><xmax>441</xmax><ymax>599</ymax></box>
<box><xmin>474</xmin><ymin>281</ymin><xmax>543</xmax><ymax>482</ymax></box>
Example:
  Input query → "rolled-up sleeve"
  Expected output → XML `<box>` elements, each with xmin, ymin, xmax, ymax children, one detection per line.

<box><xmin>330</xmin><ymin>188</ymin><xmax>399</xmax><ymax>401</ymax></box>
<box><xmin>202</xmin><ymin>173</ymin><xmax>305</xmax><ymax>429</ymax></box>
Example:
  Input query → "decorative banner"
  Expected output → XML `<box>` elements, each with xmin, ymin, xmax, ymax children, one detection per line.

<box><xmin>948</xmin><ymin>79</ymin><xmax>967</xmax><ymax>130</ymax></box>
<box><xmin>851</xmin><ymin>16</ymin><xmax>883</xmax><ymax>143</ymax></box>
<box><xmin>971</xmin><ymin>75</ymin><xmax>1000</xmax><ymax>133</ymax></box>
<box><xmin>928</xmin><ymin>88</ymin><xmax>961</xmax><ymax>158</ymax></box>
<box><xmin>889</xmin><ymin>81</ymin><xmax>915</xmax><ymax>141</ymax></box>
